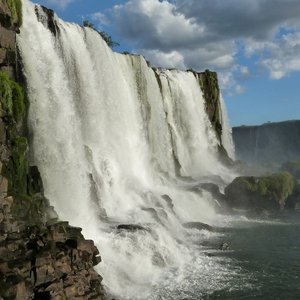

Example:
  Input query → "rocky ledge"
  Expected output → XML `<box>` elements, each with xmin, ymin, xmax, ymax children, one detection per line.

<box><xmin>0</xmin><ymin>196</ymin><xmax>104</xmax><ymax>299</ymax></box>
<box><xmin>0</xmin><ymin>190</ymin><xmax>105</xmax><ymax>299</ymax></box>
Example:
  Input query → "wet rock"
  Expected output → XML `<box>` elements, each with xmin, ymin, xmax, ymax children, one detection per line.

<box><xmin>285</xmin><ymin>181</ymin><xmax>300</xmax><ymax>209</ymax></box>
<box><xmin>161</xmin><ymin>194</ymin><xmax>174</xmax><ymax>210</ymax></box>
<box><xmin>0</xmin><ymin>176</ymin><xmax>8</xmax><ymax>195</ymax></box>
<box><xmin>117</xmin><ymin>224</ymin><xmax>148</xmax><ymax>232</ymax></box>
<box><xmin>198</xmin><ymin>183</ymin><xmax>224</xmax><ymax>201</ymax></box>
<box><xmin>0</xmin><ymin>26</ymin><xmax>15</xmax><ymax>49</ymax></box>
<box><xmin>225</xmin><ymin>172</ymin><xmax>294</xmax><ymax>212</ymax></box>
<box><xmin>27</xmin><ymin>166</ymin><xmax>44</xmax><ymax>195</ymax></box>
<box><xmin>219</xmin><ymin>242</ymin><xmax>230</xmax><ymax>251</ymax></box>
<box><xmin>183</xmin><ymin>222</ymin><xmax>214</xmax><ymax>231</ymax></box>
<box><xmin>35</xmin><ymin>5</ymin><xmax>59</xmax><ymax>36</ymax></box>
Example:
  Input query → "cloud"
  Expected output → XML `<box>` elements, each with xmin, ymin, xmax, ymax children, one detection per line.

<box><xmin>112</xmin><ymin>0</ymin><xmax>205</xmax><ymax>51</ymax></box>
<box><xmin>47</xmin><ymin>0</ymin><xmax>74</xmax><ymax>9</ymax></box>
<box><xmin>259</xmin><ymin>32</ymin><xmax>300</xmax><ymax>79</ymax></box>
<box><xmin>139</xmin><ymin>49</ymin><xmax>185</xmax><ymax>69</ymax></box>
<box><xmin>106</xmin><ymin>0</ymin><xmax>300</xmax><ymax>92</ymax></box>
<box><xmin>91</xmin><ymin>12</ymin><xmax>110</xmax><ymax>27</ymax></box>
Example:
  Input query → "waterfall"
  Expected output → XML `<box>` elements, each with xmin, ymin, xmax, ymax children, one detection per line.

<box><xmin>17</xmin><ymin>1</ymin><xmax>236</xmax><ymax>299</ymax></box>
<box><xmin>220</xmin><ymin>94</ymin><xmax>236</xmax><ymax>159</ymax></box>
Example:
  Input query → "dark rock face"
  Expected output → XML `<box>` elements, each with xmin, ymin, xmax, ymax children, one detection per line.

<box><xmin>35</xmin><ymin>5</ymin><xmax>59</xmax><ymax>36</ymax></box>
<box><xmin>233</xmin><ymin>120</ymin><xmax>300</xmax><ymax>166</ymax></box>
<box><xmin>197</xmin><ymin>183</ymin><xmax>225</xmax><ymax>202</ymax></box>
<box><xmin>197</xmin><ymin>69</ymin><xmax>233</xmax><ymax>165</ymax></box>
<box><xmin>117</xmin><ymin>224</ymin><xmax>149</xmax><ymax>232</ymax></box>
<box><xmin>0</xmin><ymin>195</ymin><xmax>105</xmax><ymax>299</ymax></box>
<box><xmin>0</xmin><ymin>0</ymin><xmax>18</xmax><ymax>77</ymax></box>
<box><xmin>198</xmin><ymin>70</ymin><xmax>222</xmax><ymax>144</ymax></box>
<box><xmin>224</xmin><ymin>172</ymin><xmax>294</xmax><ymax>211</ymax></box>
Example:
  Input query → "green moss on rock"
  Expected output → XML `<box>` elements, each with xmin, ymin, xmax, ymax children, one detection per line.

<box><xmin>198</xmin><ymin>70</ymin><xmax>222</xmax><ymax>143</ymax></box>
<box><xmin>281</xmin><ymin>160</ymin><xmax>300</xmax><ymax>179</ymax></box>
<box><xmin>6</xmin><ymin>136</ymin><xmax>28</xmax><ymax>195</ymax></box>
<box><xmin>6</xmin><ymin>0</ymin><xmax>22</xmax><ymax>27</ymax></box>
<box><xmin>225</xmin><ymin>172</ymin><xmax>295</xmax><ymax>210</ymax></box>
<box><xmin>0</xmin><ymin>71</ymin><xmax>25</xmax><ymax>121</ymax></box>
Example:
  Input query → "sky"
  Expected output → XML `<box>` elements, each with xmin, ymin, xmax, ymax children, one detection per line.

<box><xmin>32</xmin><ymin>0</ymin><xmax>300</xmax><ymax>127</ymax></box>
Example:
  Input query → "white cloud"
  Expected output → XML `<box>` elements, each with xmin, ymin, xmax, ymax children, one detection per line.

<box><xmin>47</xmin><ymin>0</ymin><xmax>73</xmax><ymax>9</ymax></box>
<box><xmin>245</xmin><ymin>33</ymin><xmax>300</xmax><ymax>79</ymax></box>
<box><xmin>111</xmin><ymin>0</ymin><xmax>205</xmax><ymax>50</ymax></box>
<box><xmin>139</xmin><ymin>49</ymin><xmax>185</xmax><ymax>69</ymax></box>
<box><xmin>106</xmin><ymin>0</ymin><xmax>300</xmax><ymax>93</ymax></box>
<box><xmin>234</xmin><ymin>84</ymin><xmax>246</xmax><ymax>94</ymax></box>
<box><xmin>240</xmin><ymin>66</ymin><xmax>250</xmax><ymax>77</ymax></box>
<box><xmin>91</xmin><ymin>12</ymin><xmax>110</xmax><ymax>26</ymax></box>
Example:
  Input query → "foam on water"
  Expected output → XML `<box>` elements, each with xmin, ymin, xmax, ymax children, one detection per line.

<box><xmin>18</xmin><ymin>1</ymin><xmax>237</xmax><ymax>298</ymax></box>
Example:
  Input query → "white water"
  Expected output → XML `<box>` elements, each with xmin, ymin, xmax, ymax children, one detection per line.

<box><xmin>220</xmin><ymin>94</ymin><xmax>235</xmax><ymax>160</ymax></box>
<box><xmin>18</xmin><ymin>1</ymin><xmax>236</xmax><ymax>298</ymax></box>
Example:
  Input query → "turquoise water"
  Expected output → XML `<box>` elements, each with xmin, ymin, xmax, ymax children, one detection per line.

<box><xmin>206</xmin><ymin>211</ymin><xmax>300</xmax><ymax>300</ymax></box>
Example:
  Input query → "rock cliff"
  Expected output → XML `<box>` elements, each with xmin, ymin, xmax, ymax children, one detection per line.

<box><xmin>233</xmin><ymin>120</ymin><xmax>300</xmax><ymax>166</ymax></box>
<box><xmin>0</xmin><ymin>1</ymin><xmax>105</xmax><ymax>299</ymax></box>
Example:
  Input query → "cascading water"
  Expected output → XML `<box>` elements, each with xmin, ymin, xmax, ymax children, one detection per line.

<box><xmin>17</xmin><ymin>1</ymin><xmax>237</xmax><ymax>298</ymax></box>
<box><xmin>220</xmin><ymin>94</ymin><xmax>236</xmax><ymax>160</ymax></box>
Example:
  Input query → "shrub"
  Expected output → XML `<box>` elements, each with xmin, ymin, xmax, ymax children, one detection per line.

<box><xmin>0</xmin><ymin>71</ymin><xmax>25</xmax><ymax>121</ymax></box>
<box><xmin>83</xmin><ymin>20</ymin><xmax>119</xmax><ymax>48</ymax></box>
<box><xmin>6</xmin><ymin>0</ymin><xmax>22</xmax><ymax>26</ymax></box>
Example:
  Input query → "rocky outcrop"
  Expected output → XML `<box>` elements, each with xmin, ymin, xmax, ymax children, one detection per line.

<box><xmin>198</xmin><ymin>70</ymin><xmax>222</xmax><ymax>144</ymax></box>
<box><xmin>285</xmin><ymin>180</ymin><xmax>300</xmax><ymax>209</ymax></box>
<box><xmin>280</xmin><ymin>160</ymin><xmax>300</xmax><ymax>179</ymax></box>
<box><xmin>0</xmin><ymin>1</ymin><xmax>105</xmax><ymax>299</ymax></box>
<box><xmin>224</xmin><ymin>172</ymin><xmax>294</xmax><ymax>211</ymax></box>
<box><xmin>197</xmin><ymin>69</ymin><xmax>233</xmax><ymax>165</ymax></box>
<box><xmin>35</xmin><ymin>5</ymin><xmax>59</xmax><ymax>36</ymax></box>
<box><xmin>117</xmin><ymin>224</ymin><xmax>149</xmax><ymax>232</ymax></box>
<box><xmin>233</xmin><ymin>120</ymin><xmax>300</xmax><ymax>166</ymax></box>
<box><xmin>183</xmin><ymin>222</ymin><xmax>214</xmax><ymax>231</ymax></box>
<box><xmin>0</xmin><ymin>194</ymin><xmax>104</xmax><ymax>299</ymax></box>
<box><xmin>0</xmin><ymin>0</ymin><xmax>21</xmax><ymax>77</ymax></box>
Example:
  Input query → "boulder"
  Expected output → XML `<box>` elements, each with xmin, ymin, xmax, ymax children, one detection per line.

<box><xmin>285</xmin><ymin>180</ymin><xmax>300</xmax><ymax>209</ymax></box>
<box><xmin>281</xmin><ymin>160</ymin><xmax>300</xmax><ymax>179</ymax></box>
<box><xmin>183</xmin><ymin>222</ymin><xmax>214</xmax><ymax>231</ymax></box>
<box><xmin>117</xmin><ymin>224</ymin><xmax>149</xmax><ymax>232</ymax></box>
<box><xmin>219</xmin><ymin>242</ymin><xmax>230</xmax><ymax>251</ymax></box>
<box><xmin>0</xmin><ymin>26</ymin><xmax>15</xmax><ymax>49</ymax></box>
<box><xmin>224</xmin><ymin>172</ymin><xmax>294</xmax><ymax>211</ymax></box>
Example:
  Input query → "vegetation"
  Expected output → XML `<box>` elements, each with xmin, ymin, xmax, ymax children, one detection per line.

<box><xmin>225</xmin><ymin>172</ymin><xmax>295</xmax><ymax>209</ymax></box>
<box><xmin>0</xmin><ymin>71</ymin><xmax>25</xmax><ymax>122</ymax></box>
<box><xmin>6</xmin><ymin>0</ymin><xmax>22</xmax><ymax>26</ymax></box>
<box><xmin>6</xmin><ymin>136</ymin><xmax>28</xmax><ymax>195</ymax></box>
<box><xmin>256</xmin><ymin>172</ymin><xmax>294</xmax><ymax>206</ymax></box>
<box><xmin>0</xmin><ymin>71</ymin><xmax>28</xmax><ymax>196</ymax></box>
<box><xmin>281</xmin><ymin>160</ymin><xmax>300</xmax><ymax>179</ymax></box>
<box><xmin>83</xmin><ymin>20</ymin><xmax>119</xmax><ymax>49</ymax></box>
<box><xmin>198</xmin><ymin>70</ymin><xmax>222</xmax><ymax>142</ymax></box>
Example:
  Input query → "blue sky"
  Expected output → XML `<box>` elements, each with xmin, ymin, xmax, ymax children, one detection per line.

<box><xmin>32</xmin><ymin>0</ymin><xmax>300</xmax><ymax>127</ymax></box>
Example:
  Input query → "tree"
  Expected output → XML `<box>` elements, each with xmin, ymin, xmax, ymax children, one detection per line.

<box><xmin>83</xmin><ymin>20</ymin><xmax>119</xmax><ymax>49</ymax></box>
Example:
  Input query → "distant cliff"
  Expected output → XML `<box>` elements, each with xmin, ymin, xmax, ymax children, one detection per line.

<box><xmin>233</xmin><ymin>120</ymin><xmax>300</xmax><ymax>166</ymax></box>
